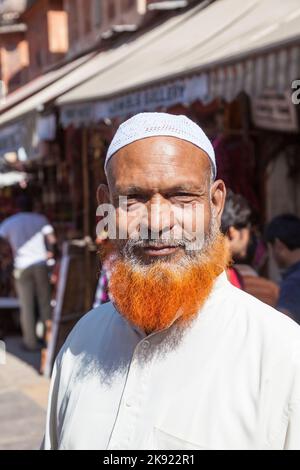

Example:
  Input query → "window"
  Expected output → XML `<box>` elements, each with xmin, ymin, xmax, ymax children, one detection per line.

<box><xmin>68</xmin><ymin>2</ymin><xmax>79</xmax><ymax>45</ymax></box>
<box><xmin>83</xmin><ymin>1</ymin><xmax>92</xmax><ymax>34</ymax></box>
<box><xmin>6</xmin><ymin>43</ymin><xmax>17</xmax><ymax>52</ymax></box>
<box><xmin>48</xmin><ymin>11</ymin><xmax>69</xmax><ymax>53</ymax></box>
<box><xmin>107</xmin><ymin>0</ymin><xmax>116</xmax><ymax>19</ymax></box>
<box><xmin>124</xmin><ymin>0</ymin><xmax>136</xmax><ymax>9</ymax></box>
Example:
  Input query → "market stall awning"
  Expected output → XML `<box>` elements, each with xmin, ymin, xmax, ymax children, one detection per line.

<box><xmin>0</xmin><ymin>51</ymin><xmax>95</xmax><ymax>157</ymax></box>
<box><xmin>56</xmin><ymin>0</ymin><xmax>300</xmax><ymax>125</ymax></box>
<box><xmin>0</xmin><ymin>52</ymin><xmax>94</xmax><ymax>112</ymax></box>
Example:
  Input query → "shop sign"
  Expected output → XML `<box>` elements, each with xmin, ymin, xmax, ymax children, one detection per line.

<box><xmin>95</xmin><ymin>75</ymin><xmax>209</xmax><ymax>120</ymax></box>
<box><xmin>251</xmin><ymin>90</ymin><xmax>298</xmax><ymax>132</ymax></box>
<box><xmin>60</xmin><ymin>75</ymin><xmax>209</xmax><ymax>127</ymax></box>
<box><xmin>60</xmin><ymin>104</ymin><xmax>94</xmax><ymax>128</ymax></box>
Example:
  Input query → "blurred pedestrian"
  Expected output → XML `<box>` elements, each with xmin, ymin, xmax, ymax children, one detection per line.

<box><xmin>221</xmin><ymin>189</ymin><xmax>251</xmax><ymax>288</ymax></box>
<box><xmin>222</xmin><ymin>190</ymin><xmax>279</xmax><ymax>306</ymax></box>
<box><xmin>93</xmin><ymin>229</ymin><xmax>110</xmax><ymax>307</ymax></box>
<box><xmin>266</xmin><ymin>214</ymin><xmax>300</xmax><ymax>322</ymax></box>
<box><xmin>0</xmin><ymin>196</ymin><xmax>56</xmax><ymax>350</ymax></box>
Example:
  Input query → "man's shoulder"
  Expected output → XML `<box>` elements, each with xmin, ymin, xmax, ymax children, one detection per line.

<box><xmin>26</xmin><ymin>212</ymin><xmax>48</xmax><ymax>224</ymax></box>
<box><xmin>2</xmin><ymin>212</ymin><xmax>36</xmax><ymax>226</ymax></box>
<box><xmin>226</xmin><ymin>282</ymin><xmax>300</xmax><ymax>341</ymax></box>
<box><xmin>212</xmin><ymin>283</ymin><xmax>300</xmax><ymax>374</ymax></box>
<box><xmin>0</xmin><ymin>213</ymin><xmax>20</xmax><ymax>235</ymax></box>
<box><xmin>281</xmin><ymin>266</ymin><xmax>300</xmax><ymax>288</ymax></box>
<box><xmin>0</xmin><ymin>213</ymin><xmax>18</xmax><ymax>227</ymax></box>
<box><xmin>72</xmin><ymin>301</ymin><xmax>120</xmax><ymax>333</ymax></box>
<box><xmin>59</xmin><ymin>302</ymin><xmax>124</xmax><ymax>355</ymax></box>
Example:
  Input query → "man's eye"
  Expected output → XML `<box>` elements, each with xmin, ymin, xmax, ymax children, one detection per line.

<box><xmin>127</xmin><ymin>195</ymin><xmax>146</xmax><ymax>203</ymax></box>
<box><xmin>170</xmin><ymin>194</ymin><xmax>196</xmax><ymax>202</ymax></box>
<box><xmin>126</xmin><ymin>198</ymin><xmax>147</xmax><ymax>211</ymax></box>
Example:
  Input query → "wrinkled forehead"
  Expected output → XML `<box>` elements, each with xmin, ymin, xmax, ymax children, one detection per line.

<box><xmin>106</xmin><ymin>136</ymin><xmax>212</xmax><ymax>192</ymax></box>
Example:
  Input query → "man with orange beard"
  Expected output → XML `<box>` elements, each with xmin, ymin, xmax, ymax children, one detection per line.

<box><xmin>43</xmin><ymin>113</ymin><xmax>300</xmax><ymax>450</ymax></box>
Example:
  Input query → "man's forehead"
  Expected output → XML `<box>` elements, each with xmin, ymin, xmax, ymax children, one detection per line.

<box><xmin>107</xmin><ymin>136</ymin><xmax>211</xmax><ymax>181</ymax></box>
<box><xmin>112</xmin><ymin>135</ymin><xmax>206</xmax><ymax>156</ymax></box>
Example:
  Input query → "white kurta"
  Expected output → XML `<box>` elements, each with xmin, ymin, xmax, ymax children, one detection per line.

<box><xmin>43</xmin><ymin>272</ymin><xmax>300</xmax><ymax>450</ymax></box>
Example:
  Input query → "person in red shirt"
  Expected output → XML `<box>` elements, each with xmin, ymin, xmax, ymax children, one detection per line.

<box><xmin>222</xmin><ymin>190</ymin><xmax>278</xmax><ymax>306</ymax></box>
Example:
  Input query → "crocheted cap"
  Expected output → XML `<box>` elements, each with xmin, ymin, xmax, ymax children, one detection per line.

<box><xmin>105</xmin><ymin>112</ymin><xmax>216</xmax><ymax>179</ymax></box>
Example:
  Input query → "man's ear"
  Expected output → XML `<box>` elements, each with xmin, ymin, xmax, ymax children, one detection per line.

<box><xmin>210</xmin><ymin>179</ymin><xmax>226</xmax><ymax>226</ymax></box>
<box><xmin>97</xmin><ymin>184</ymin><xmax>110</xmax><ymax>205</ymax></box>
<box><xmin>274</xmin><ymin>238</ymin><xmax>287</xmax><ymax>253</ymax></box>
<box><xmin>227</xmin><ymin>226</ymin><xmax>236</xmax><ymax>241</ymax></box>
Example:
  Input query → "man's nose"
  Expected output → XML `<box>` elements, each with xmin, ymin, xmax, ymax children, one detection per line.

<box><xmin>144</xmin><ymin>195</ymin><xmax>174</xmax><ymax>236</ymax></box>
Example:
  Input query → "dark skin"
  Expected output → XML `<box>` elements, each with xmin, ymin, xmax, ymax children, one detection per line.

<box><xmin>97</xmin><ymin>136</ymin><xmax>226</xmax><ymax>264</ymax></box>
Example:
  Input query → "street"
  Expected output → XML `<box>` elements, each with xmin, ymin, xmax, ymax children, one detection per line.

<box><xmin>0</xmin><ymin>336</ymin><xmax>49</xmax><ymax>450</ymax></box>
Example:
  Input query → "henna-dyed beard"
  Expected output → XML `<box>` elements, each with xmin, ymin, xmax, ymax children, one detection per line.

<box><xmin>101</xmin><ymin>221</ymin><xmax>230</xmax><ymax>334</ymax></box>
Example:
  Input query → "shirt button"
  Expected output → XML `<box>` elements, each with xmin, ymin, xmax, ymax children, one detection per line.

<box><xmin>141</xmin><ymin>340</ymin><xmax>150</xmax><ymax>350</ymax></box>
<box><xmin>125</xmin><ymin>394</ymin><xmax>135</xmax><ymax>407</ymax></box>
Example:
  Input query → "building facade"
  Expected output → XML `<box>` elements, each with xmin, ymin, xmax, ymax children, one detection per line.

<box><xmin>0</xmin><ymin>0</ymin><xmax>29</xmax><ymax>94</ymax></box>
<box><xmin>64</xmin><ymin>0</ymin><xmax>149</xmax><ymax>59</ymax></box>
<box><xmin>22</xmin><ymin>0</ymin><xmax>68</xmax><ymax>80</ymax></box>
<box><xmin>0</xmin><ymin>0</ymin><xmax>194</xmax><ymax>95</ymax></box>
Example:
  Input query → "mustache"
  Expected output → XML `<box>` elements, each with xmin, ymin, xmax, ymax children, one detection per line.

<box><xmin>118</xmin><ymin>236</ymin><xmax>205</xmax><ymax>263</ymax></box>
<box><xmin>119</xmin><ymin>237</ymin><xmax>199</xmax><ymax>257</ymax></box>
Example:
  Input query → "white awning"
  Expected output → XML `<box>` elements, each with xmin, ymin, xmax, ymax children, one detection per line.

<box><xmin>56</xmin><ymin>0</ymin><xmax>300</xmax><ymax>125</ymax></box>
<box><xmin>0</xmin><ymin>52</ymin><xmax>93</xmax><ymax>112</ymax></box>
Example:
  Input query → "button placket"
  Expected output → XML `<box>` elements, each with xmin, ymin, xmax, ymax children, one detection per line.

<box><xmin>107</xmin><ymin>338</ymin><xmax>154</xmax><ymax>450</ymax></box>
<box><xmin>123</xmin><ymin>339</ymin><xmax>155</xmax><ymax>448</ymax></box>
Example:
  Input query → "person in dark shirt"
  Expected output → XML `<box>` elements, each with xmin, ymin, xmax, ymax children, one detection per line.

<box><xmin>266</xmin><ymin>214</ymin><xmax>300</xmax><ymax>323</ymax></box>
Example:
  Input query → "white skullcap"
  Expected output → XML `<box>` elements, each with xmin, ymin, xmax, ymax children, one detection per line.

<box><xmin>105</xmin><ymin>112</ymin><xmax>216</xmax><ymax>179</ymax></box>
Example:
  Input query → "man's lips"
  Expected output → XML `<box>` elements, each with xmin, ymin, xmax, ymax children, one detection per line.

<box><xmin>142</xmin><ymin>245</ymin><xmax>180</xmax><ymax>256</ymax></box>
